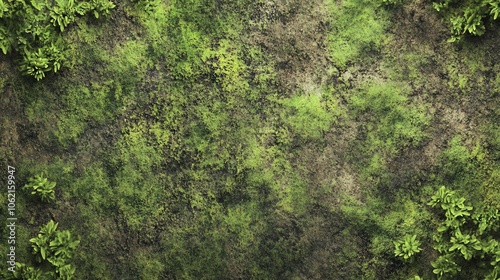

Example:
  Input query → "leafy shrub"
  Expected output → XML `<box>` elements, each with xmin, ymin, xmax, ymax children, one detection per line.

<box><xmin>13</xmin><ymin>220</ymin><xmax>80</xmax><ymax>280</ymax></box>
<box><xmin>426</xmin><ymin>186</ymin><xmax>500</xmax><ymax>279</ymax></box>
<box><xmin>19</xmin><ymin>43</ymin><xmax>65</xmax><ymax>81</ymax></box>
<box><xmin>32</xmin><ymin>220</ymin><xmax>79</xmax><ymax>272</ymax></box>
<box><xmin>394</xmin><ymin>234</ymin><xmax>422</xmax><ymax>260</ymax></box>
<box><xmin>23</xmin><ymin>173</ymin><xmax>56</xmax><ymax>203</ymax></box>
<box><xmin>432</xmin><ymin>0</ymin><xmax>500</xmax><ymax>41</ymax></box>
<box><xmin>0</xmin><ymin>0</ymin><xmax>115</xmax><ymax>80</ymax></box>
<box><xmin>11</xmin><ymin>263</ymin><xmax>46</xmax><ymax>280</ymax></box>
<box><xmin>30</xmin><ymin>220</ymin><xmax>59</xmax><ymax>263</ymax></box>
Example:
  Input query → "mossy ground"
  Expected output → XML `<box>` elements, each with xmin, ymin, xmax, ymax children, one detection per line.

<box><xmin>1</xmin><ymin>0</ymin><xmax>500</xmax><ymax>278</ymax></box>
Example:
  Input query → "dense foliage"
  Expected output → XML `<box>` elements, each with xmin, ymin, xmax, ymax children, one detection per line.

<box><xmin>0</xmin><ymin>0</ymin><xmax>114</xmax><ymax>80</ymax></box>
<box><xmin>23</xmin><ymin>173</ymin><xmax>56</xmax><ymax>203</ymax></box>
<box><xmin>9</xmin><ymin>220</ymin><xmax>80</xmax><ymax>280</ymax></box>
<box><xmin>431</xmin><ymin>0</ymin><xmax>500</xmax><ymax>41</ymax></box>
<box><xmin>394</xmin><ymin>186</ymin><xmax>500</xmax><ymax>279</ymax></box>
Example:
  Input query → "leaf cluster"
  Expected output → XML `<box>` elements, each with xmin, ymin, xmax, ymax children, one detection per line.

<box><xmin>394</xmin><ymin>234</ymin><xmax>422</xmax><ymax>260</ymax></box>
<box><xmin>0</xmin><ymin>0</ymin><xmax>115</xmax><ymax>80</ymax></box>
<box><xmin>12</xmin><ymin>220</ymin><xmax>80</xmax><ymax>280</ymax></box>
<box><xmin>428</xmin><ymin>186</ymin><xmax>500</xmax><ymax>279</ymax></box>
<box><xmin>23</xmin><ymin>173</ymin><xmax>56</xmax><ymax>203</ymax></box>
<box><xmin>432</xmin><ymin>0</ymin><xmax>500</xmax><ymax>41</ymax></box>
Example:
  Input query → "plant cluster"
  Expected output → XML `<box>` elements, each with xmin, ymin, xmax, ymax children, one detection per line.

<box><xmin>23</xmin><ymin>173</ymin><xmax>56</xmax><ymax>203</ymax></box>
<box><xmin>12</xmin><ymin>220</ymin><xmax>80</xmax><ymax>280</ymax></box>
<box><xmin>427</xmin><ymin>186</ymin><xmax>500</xmax><ymax>279</ymax></box>
<box><xmin>432</xmin><ymin>0</ymin><xmax>500</xmax><ymax>41</ymax></box>
<box><xmin>0</xmin><ymin>0</ymin><xmax>115</xmax><ymax>80</ymax></box>
<box><xmin>394</xmin><ymin>234</ymin><xmax>422</xmax><ymax>260</ymax></box>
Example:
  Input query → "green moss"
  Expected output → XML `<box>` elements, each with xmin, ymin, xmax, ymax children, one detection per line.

<box><xmin>350</xmin><ymin>82</ymin><xmax>430</xmax><ymax>186</ymax></box>
<box><xmin>9</xmin><ymin>0</ymin><xmax>500</xmax><ymax>278</ymax></box>
<box><xmin>281</xmin><ymin>93</ymin><xmax>335</xmax><ymax>141</ymax></box>
<box><xmin>440</xmin><ymin>136</ymin><xmax>474</xmax><ymax>179</ymax></box>
<box><xmin>328</xmin><ymin>0</ymin><xmax>389</xmax><ymax>68</ymax></box>
<box><xmin>134</xmin><ymin>250</ymin><xmax>164</xmax><ymax>280</ymax></box>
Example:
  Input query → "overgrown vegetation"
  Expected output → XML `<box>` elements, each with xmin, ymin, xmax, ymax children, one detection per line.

<box><xmin>6</xmin><ymin>220</ymin><xmax>80</xmax><ymax>280</ymax></box>
<box><xmin>23</xmin><ymin>173</ymin><xmax>56</xmax><ymax>203</ymax></box>
<box><xmin>432</xmin><ymin>0</ymin><xmax>500</xmax><ymax>41</ymax></box>
<box><xmin>0</xmin><ymin>0</ymin><xmax>115</xmax><ymax>80</ymax></box>
<box><xmin>1</xmin><ymin>0</ymin><xmax>500</xmax><ymax>279</ymax></box>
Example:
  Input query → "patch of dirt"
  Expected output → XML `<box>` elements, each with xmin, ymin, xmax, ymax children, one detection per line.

<box><xmin>378</xmin><ymin>0</ymin><xmax>492</xmax><ymax>179</ymax></box>
<box><xmin>296</xmin><ymin>118</ymin><xmax>361</xmax><ymax>210</ymax></box>
<box><xmin>247</xmin><ymin>0</ymin><xmax>332</xmax><ymax>93</ymax></box>
<box><xmin>0</xmin><ymin>62</ymin><xmax>56</xmax><ymax>168</ymax></box>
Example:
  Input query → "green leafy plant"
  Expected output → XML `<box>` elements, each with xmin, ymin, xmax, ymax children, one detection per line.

<box><xmin>394</xmin><ymin>234</ymin><xmax>422</xmax><ymax>260</ymax></box>
<box><xmin>48</xmin><ymin>229</ymin><xmax>80</xmax><ymax>264</ymax></box>
<box><xmin>56</xmin><ymin>264</ymin><xmax>76</xmax><ymax>280</ymax></box>
<box><xmin>50</xmin><ymin>0</ymin><xmax>77</xmax><ymax>32</ymax></box>
<box><xmin>427</xmin><ymin>186</ymin><xmax>500</xmax><ymax>278</ymax></box>
<box><xmin>27</xmin><ymin>220</ymin><xmax>80</xmax><ymax>279</ymax></box>
<box><xmin>432</xmin><ymin>0</ymin><xmax>500</xmax><ymax>41</ymax></box>
<box><xmin>428</xmin><ymin>186</ymin><xmax>473</xmax><ymax>230</ymax></box>
<box><xmin>431</xmin><ymin>254</ymin><xmax>461</xmax><ymax>278</ymax></box>
<box><xmin>12</xmin><ymin>263</ymin><xmax>48</xmax><ymax>280</ymax></box>
<box><xmin>0</xmin><ymin>0</ymin><xmax>115</xmax><ymax>80</ymax></box>
<box><xmin>90</xmin><ymin>0</ymin><xmax>115</xmax><ymax>18</ymax></box>
<box><xmin>23</xmin><ymin>173</ymin><xmax>56</xmax><ymax>202</ymax></box>
<box><xmin>30</xmin><ymin>220</ymin><xmax>59</xmax><ymax>263</ymax></box>
<box><xmin>20</xmin><ymin>42</ymin><xmax>65</xmax><ymax>81</ymax></box>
